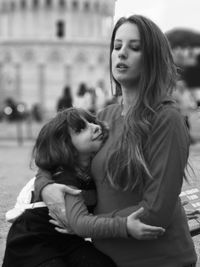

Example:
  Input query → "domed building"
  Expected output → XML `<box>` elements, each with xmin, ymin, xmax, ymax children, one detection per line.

<box><xmin>0</xmin><ymin>0</ymin><xmax>116</xmax><ymax>112</ymax></box>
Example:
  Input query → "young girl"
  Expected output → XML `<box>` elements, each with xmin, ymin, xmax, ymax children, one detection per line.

<box><xmin>3</xmin><ymin>107</ymin><xmax>164</xmax><ymax>267</ymax></box>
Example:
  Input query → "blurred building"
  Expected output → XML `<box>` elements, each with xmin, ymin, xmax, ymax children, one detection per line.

<box><xmin>0</xmin><ymin>0</ymin><xmax>116</xmax><ymax>113</ymax></box>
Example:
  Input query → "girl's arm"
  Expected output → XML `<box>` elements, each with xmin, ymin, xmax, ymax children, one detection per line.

<box><xmin>34</xmin><ymin>170</ymin><xmax>80</xmax><ymax>202</ymax></box>
<box><xmin>52</xmin><ymin>189</ymin><xmax>165</xmax><ymax>239</ymax></box>
<box><xmin>34</xmin><ymin>169</ymin><xmax>53</xmax><ymax>201</ymax></box>
<box><xmin>64</xmin><ymin>192</ymin><xmax>127</xmax><ymax>238</ymax></box>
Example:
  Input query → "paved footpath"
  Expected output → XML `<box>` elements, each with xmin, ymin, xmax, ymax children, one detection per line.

<box><xmin>0</xmin><ymin>141</ymin><xmax>200</xmax><ymax>266</ymax></box>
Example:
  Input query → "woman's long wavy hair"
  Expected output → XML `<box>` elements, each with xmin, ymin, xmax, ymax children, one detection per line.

<box><xmin>31</xmin><ymin>108</ymin><xmax>106</xmax><ymax>174</ymax></box>
<box><xmin>106</xmin><ymin>15</ymin><xmax>178</xmax><ymax>191</ymax></box>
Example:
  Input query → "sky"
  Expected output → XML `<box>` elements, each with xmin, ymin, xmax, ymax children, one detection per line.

<box><xmin>114</xmin><ymin>0</ymin><xmax>200</xmax><ymax>33</ymax></box>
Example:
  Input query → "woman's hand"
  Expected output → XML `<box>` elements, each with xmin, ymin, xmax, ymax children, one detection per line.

<box><xmin>42</xmin><ymin>183</ymin><xmax>81</xmax><ymax>226</ymax></box>
<box><xmin>127</xmin><ymin>207</ymin><xmax>165</xmax><ymax>240</ymax></box>
<box><xmin>49</xmin><ymin>216</ymin><xmax>75</xmax><ymax>234</ymax></box>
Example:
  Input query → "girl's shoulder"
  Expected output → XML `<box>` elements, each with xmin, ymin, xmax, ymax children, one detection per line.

<box><xmin>53</xmin><ymin>170</ymin><xmax>95</xmax><ymax>190</ymax></box>
<box><xmin>53</xmin><ymin>170</ymin><xmax>79</xmax><ymax>187</ymax></box>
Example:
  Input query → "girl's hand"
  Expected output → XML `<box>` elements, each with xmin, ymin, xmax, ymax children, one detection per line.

<box><xmin>127</xmin><ymin>207</ymin><xmax>165</xmax><ymax>240</ymax></box>
<box><xmin>42</xmin><ymin>183</ymin><xmax>81</xmax><ymax>225</ymax></box>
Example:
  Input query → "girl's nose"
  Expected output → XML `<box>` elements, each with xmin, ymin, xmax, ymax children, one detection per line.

<box><xmin>92</xmin><ymin>123</ymin><xmax>101</xmax><ymax>133</ymax></box>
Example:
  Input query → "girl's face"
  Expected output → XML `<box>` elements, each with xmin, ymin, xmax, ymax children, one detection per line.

<box><xmin>112</xmin><ymin>22</ymin><xmax>142</xmax><ymax>87</ymax></box>
<box><xmin>69</xmin><ymin>118</ymin><xmax>105</xmax><ymax>158</ymax></box>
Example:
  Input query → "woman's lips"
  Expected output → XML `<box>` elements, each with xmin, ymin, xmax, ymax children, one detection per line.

<box><xmin>116</xmin><ymin>63</ymin><xmax>129</xmax><ymax>69</ymax></box>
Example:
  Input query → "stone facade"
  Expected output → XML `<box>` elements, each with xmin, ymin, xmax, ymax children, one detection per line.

<box><xmin>0</xmin><ymin>0</ymin><xmax>116</xmax><ymax>112</ymax></box>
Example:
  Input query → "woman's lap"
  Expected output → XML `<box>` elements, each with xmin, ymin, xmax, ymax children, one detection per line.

<box><xmin>37</xmin><ymin>241</ymin><xmax>117</xmax><ymax>267</ymax></box>
<box><xmin>64</xmin><ymin>241</ymin><xmax>117</xmax><ymax>267</ymax></box>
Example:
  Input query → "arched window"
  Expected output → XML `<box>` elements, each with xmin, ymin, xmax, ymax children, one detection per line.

<box><xmin>56</xmin><ymin>20</ymin><xmax>65</xmax><ymax>38</ymax></box>
<box><xmin>20</xmin><ymin>0</ymin><xmax>26</xmax><ymax>10</ymax></box>
<box><xmin>33</xmin><ymin>0</ymin><xmax>39</xmax><ymax>9</ymax></box>
<box><xmin>10</xmin><ymin>1</ymin><xmax>16</xmax><ymax>12</ymax></box>
<box><xmin>72</xmin><ymin>0</ymin><xmax>78</xmax><ymax>11</ymax></box>
<box><xmin>46</xmin><ymin>0</ymin><xmax>52</xmax><ymax>9</ymax></box>
<box><xmin>102</xmin><ymin>3</ymin><xmax>109</xmax><ymax>15</ymax></box>
<box><xmin>48</xmin><ymin>50</ymin><xmax>61</xmax><ymax>63</ymax></box>
<box><xmin>94</xmin><ymin>1</ymin><xmax>99</xmax><ymax>12</ymax></box>
<box><xmin>83</xmin><ymin>1</ymin><xmax>90</xmax><ymax>12</ymax></box>
<box><xmin>76</xmin><ymin>53</ymin><xmax>87</xmax><ymax>63</ymax></box>
<box><xmin>1</xmin><ymin>2</ymin><xmax>7</xmax><ymax>12</ymax></box>
<box><xmin>59</xmin><ymin>0</ymin><xmax>66</xmax><ymax>9</ymax></box>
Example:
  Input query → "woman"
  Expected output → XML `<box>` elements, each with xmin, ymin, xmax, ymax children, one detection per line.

<box><xmin>35</xmin><ymin>15</ymin><xmax>197</xmax><ymax>267</ymax></box>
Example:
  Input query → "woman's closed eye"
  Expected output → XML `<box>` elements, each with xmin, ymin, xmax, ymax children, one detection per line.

<box><xmin>113</xmin><ymin>44</ymin><xmax>122</xmax><ymax>50</ymax></box>
<box><xmin>113</xmin><ymin>44</ymin><xmax>141</xmax><ymax>52</ymax></box>
<box><xmin>130</xmin><ymin>44</ymin><xmax>141</xmax><ymax>51</ymax></box>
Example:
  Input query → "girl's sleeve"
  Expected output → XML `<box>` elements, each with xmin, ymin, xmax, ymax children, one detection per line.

<box><xmin>65</xmin><ymin>192</ymin><xmax>128</xmax><ymax>238</ymax></box>
<box><xmin>34</xmin><ymin>169</ymin><xmax>54</xmax><ymax>201</ymax></box>
<box><xmin>101</xmin><ymin>107</ymin><xmax>190</xmax><ymax>228</ymax></box>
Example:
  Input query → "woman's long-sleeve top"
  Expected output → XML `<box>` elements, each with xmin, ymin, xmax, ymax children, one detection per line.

<box><xmin>91</xmin><ymin>100</ymin><xmax>197</xmax><ymax>267</ymax></box>
<box><xmin>35</xmin><ymin>100</ymin><xmax>197</xmax><ymax>267</ymax></box>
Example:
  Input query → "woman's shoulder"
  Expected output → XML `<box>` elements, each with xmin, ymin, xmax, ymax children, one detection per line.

<box><xmin>148</xmin><ymin>97</ymin><xmax>190</xmax><ymax>150</ymax></box>
<box><xmin>97</xmin><ymin>103</ymin><xmax>121</xmax><ymax>122</ymax></box>
<box><xmin>152</xmin><ymin>97</ymin><xmax>188</xmax><ymax>134</ymax></box>
<box><xmin>155</xmin><ymin>97</ymin><xmax>183</xmax><ymax>121</ymax></box>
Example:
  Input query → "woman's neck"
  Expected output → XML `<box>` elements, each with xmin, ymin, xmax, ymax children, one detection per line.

<box><xmin>121</xmin><ymin>86</ymin><xmax>138</xmax><ymax>116</ymax></box>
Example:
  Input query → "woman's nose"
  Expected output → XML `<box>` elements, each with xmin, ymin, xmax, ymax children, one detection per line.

<box><xmin>118</xmin><ymin>46</ymin><xmax>128</xmax><ymax>59</ymax></box>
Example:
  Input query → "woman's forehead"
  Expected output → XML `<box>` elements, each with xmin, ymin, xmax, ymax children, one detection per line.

<box><xmin>115</xmin><ymin>22</ymin><xmax>140</xmax><ymax>41</ymax></box>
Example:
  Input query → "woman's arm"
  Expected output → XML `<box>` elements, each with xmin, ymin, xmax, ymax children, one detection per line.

<box><xmin>137</xmin><ymin>107</ymin><xmax>189</xmax><ymax>227</ymax></box>
<box><xmin>101</xmin><ymin>107</ymin><xmax>190</xmax><ymax>228</ymax></box>
<box><xmin>34</xmin><ymin>169</ymin><xmax>81</xmax><ymax>223</ymax></box>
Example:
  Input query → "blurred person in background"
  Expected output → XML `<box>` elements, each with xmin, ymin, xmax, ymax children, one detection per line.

<box><xmin>172</xmin><ymin>79</ymin><xmax>197</xmax><ymax>139</ymax></box>
<box><xmin>3</xmin><ymin>97</ymin><xmax>19</xmax><ymax>122</ymax></box>
<box><xmin>57</xmin><ymin>85</ymin><xmax>73</xmax><ymax>112</ymax></box>
<box><xmin>73</xmin><ymin>83</ymin><xmax>93</xmax><ymax>112</ymax></box>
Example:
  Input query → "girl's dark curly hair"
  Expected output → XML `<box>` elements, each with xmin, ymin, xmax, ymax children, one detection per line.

<box><xmin>32</xmin><ymin>107</ymin><xmax>107</xmax><ymax>174</ymax></box>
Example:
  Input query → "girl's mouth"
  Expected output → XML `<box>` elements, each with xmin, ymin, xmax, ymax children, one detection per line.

<box><xmin>92</xmin><ymin>133</ymin><xmax>103</xmax><ymax>141</ymax></box>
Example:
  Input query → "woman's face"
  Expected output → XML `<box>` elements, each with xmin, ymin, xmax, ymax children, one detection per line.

<box><xmin>69</xmin><ymin>118</ymin><xmax>105</xmax><ymax>158</ymax></box>
<box><xmin>111</xmin><ymin>22</ymin><xmax>142</xmax><ymax>87</ymax></box>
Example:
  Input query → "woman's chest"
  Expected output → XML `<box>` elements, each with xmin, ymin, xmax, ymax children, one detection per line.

<box><xmin>91</xmin><ymin>116</ymin><xmax>124</xmax><ymax>180</ymax></box>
